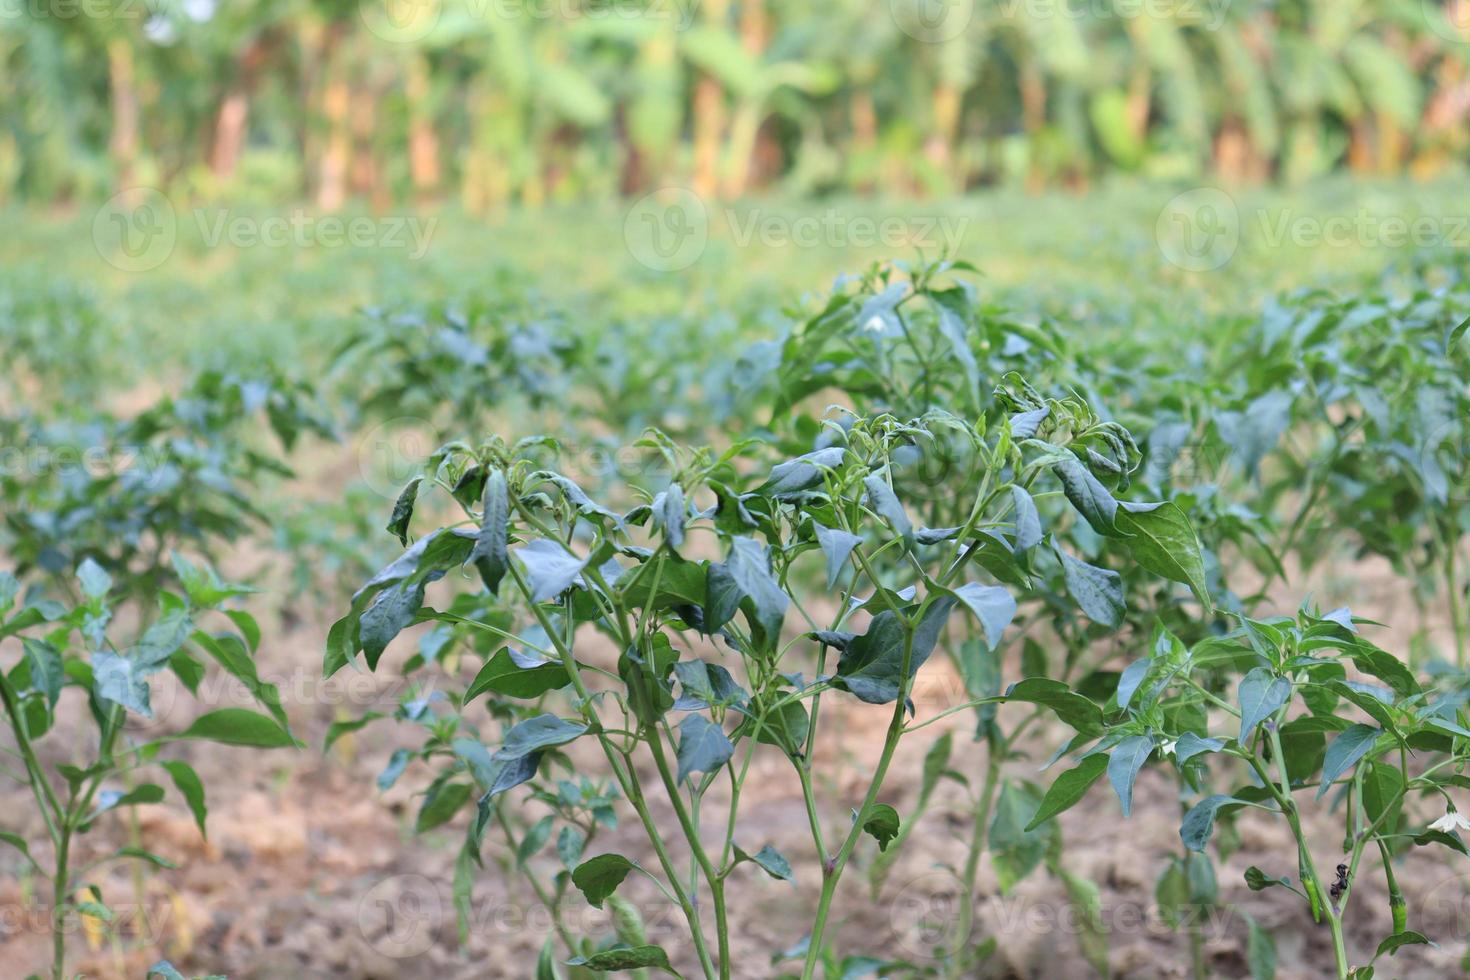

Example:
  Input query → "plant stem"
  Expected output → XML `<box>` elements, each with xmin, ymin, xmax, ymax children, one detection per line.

<box><xmin>945</xmin><ymin>738</ymin><xmax>1001</xmax><ymax>980</ymax></box>
<box><xmin>800</xmin><ymin>627</ymin><xmax>917</xmax><ymax>979</ymax></box>
<box><xmin>507</xmin><ymin>561</ymin><xmax>721</xmax><ymax>980</ymax></box>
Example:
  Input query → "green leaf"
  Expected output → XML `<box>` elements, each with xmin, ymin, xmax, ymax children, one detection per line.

<box><xmin>1413</xmin><ymin>829</ymin><xmax>1469</xmax><ymax>855</ymax></box>
<box><xmin>1055</xmin><ymin>546</ymin><xmax>1124</xmax><ymax>629</ymax></box>
<box><xmin>834</xmin><ymin>598</ymin><xmax>956</xmax><ymax>705</ymax></box>
<box><xmin>950</xmin><ymin>583</ymin><xmax>1016</xmax><ymax>651</ymax></box>
<box><xmin>497</xmin><ymin>714</ymin><xmax>587</xmax><ymax>760</ymax></box>
<box><xmin>517</xmin><ymin>539</ymin><xmax>587</xmax><ymax>603</ymax></box>
<box><xmin>654</xmin><ymin>484</ymin><xmax>686</xmax><ymax>549</ymax></box>
<box><xmin>571</xmin><ymin>853</ymin><xmax>635</xmax><ymax>909</ymax></box>
<box><xmin>567</xmin><ymin>944</ymin><xmax>677</xmax><ymax>975</ymax></box>
<box><xmin>860</xmin><ymin>803</ymin><xmax>900</xmax><ymax>851</ymax></box>
<box><xmin>814</xmin><ymin>523</ymin><xmax>862</xmax><ymax>589</ymax></box>
<box><xmin>675</xmin><ymin>714</ymin><xmax>733</xmax><ymax>784</ymax></box>
<box><xmin>386</xmin><ymin>477</ymin><xmax>422</xmax><ymax>546</ymax></box>
<box><xmin>91</xmin><ymin>784</ymin><xmax>165</xmax><ymax>820</ymax></box>
<box><xmin>1181</xmin><ymin>795</ymin><xmax>1246</xmax><ymax>852</ymax></box>
<box><xmin>176</xmin><ymin>708</ymin><xmax>297</xmax><ymax>748</ymax></box>
<box><xmin>556</xmin><ymin>826</ymin><xmax>586</xmax><ymax>868</ymax></box>
<box><xmin>1317</xmin><ymin>725</ymin><xmax>1382</xmax><ymax>800</ymax></box>
<box><xmin>1245</xmin><ymin>913</ymin><xmax>1277</xmax><ymax>980</ymax></box>
<box><xmin>1054</xmin><ymin>455</ymin><xmax>1121</xmax><ymax>537</ymax></box>
<box><xmin>516</xmin><ymin>815</ymin><xmax>553</xmax><ymax>866</ymax></box>
<box><xmin>1174</xmin><ymin>733</ymin><xmax>1226</xmax><ymax>764</ymax></box>
<box><xmin>759</xmin><ymin>447</ymin><xmax>846</xmax><ymax>496</ymax></box>
<box><xmin>1003</xmin><ymin>678</ymin><xmax>1104</xmax><ymax>737</ymax></box>
<box><xmin>864</xmin><ymin>472</ymin><xmax>913</xmax><ymax>545</ymax></box>
<box><xmin>1116</xmin><ymin>501</ymin><xmax>1211</xmax><ymax>607</ymax></box>
<box><xmin>471</xmin><ymin>469</ymin><xmax>510</xmax><ymax>594</ymax></box>
<box><xmin>725</xmin><ymin>536</ymin><xmax>789</xmax><ymax>644</ymax></box>
<box><xmin>77</xmin><ymin>558</ymin><xmax>112</xmax><ymax>601</ymax></box>
<box><xmin>1010</xmin><ymin>486</ymin><xmax>1042</xmax><ymax>552</ymax></box>
<box><xmin>1360</xmin><ymin>761</ymin><xmax>1404</xmax><ymax>829</ymax></box>
<box><xmin>324</xmin><ymin>713</ymin><xmax>383</xmax><ymax>753</ymax></box>
<box><xmin>1237</xmin><ymin>668</ymin><xmax>1291</xmax><ymax>744</ymax></box>
<box><xmin>465</xmin><ymin>648</ymin><xmax>570</xmax><ymax>702</ymax></box>
<box><xmin>1107</xmin><ymin>734</ymin><xmax>1154</xmax><ymax>818</ymax></box>
<box><xmin>989</xmin><ymin>781</ymin><xmax>1051</xmax><ymax>893</ymax></box>
<box><xmin>160</xmin><ymin>760</ymin><xmax>208</xmax><ymax>839</ymax></box>
<box><xmin>1026</xmin><ymin>753</ymin><xmax>1109</xmax><ymax>831</ymax></box>
<box><xmin>110</xmin><ymin>846</ymin><xmax>179</xmax><ymax>869</ymax></box>
<box><xmin>1372</xmin><ymin>931</ymin><xmax>1430</xmax><ymax>960</ymax></box>
<box><xmin>0</xmin><ymin>829</ymin><xmax>40</xmax><ymax>873</ymax></box>
<box><xmin>733</xmin><ymin>843</ymin><xmax>794</xmax><ymax>882</ymax></box>
<box><xmin>416</xmin><ymin>779</ymin><xmax>471</xmax><ymax>833</ymax></box>
<box><xmin>1244</xmin><ymin>866</ymin><xmax>1291</xmax><ymax>891</ymax></box>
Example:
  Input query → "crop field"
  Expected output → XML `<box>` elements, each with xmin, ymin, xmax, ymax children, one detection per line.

<box><xmin>2</xmin><ymin>176</ymin><xmax>1469</xmax><ymax>980</ymax></box>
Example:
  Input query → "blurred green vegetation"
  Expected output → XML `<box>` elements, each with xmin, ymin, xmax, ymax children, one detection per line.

<box><xmin>4</xmin><ymin>177</ymin><xmax>1468</xmax><ymax>388</ymax></box>
<box><xmin>3</xmin><ymin>0</ymin><xmax>1470</xmax><ymax>208</ymax></box>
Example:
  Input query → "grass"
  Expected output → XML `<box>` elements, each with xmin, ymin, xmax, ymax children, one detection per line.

<box><xmin>5</xmin><ymin>176</ymin><xmax>1467</xmax><ymax>391</ymax></box>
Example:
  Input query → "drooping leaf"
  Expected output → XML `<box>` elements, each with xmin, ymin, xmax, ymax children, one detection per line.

<box><xmin>1056</xmin><ymin>546</ymin><xmax>1124</xmax><ymax>629</ymax></box>
<box><xmin>674</xmin><ymin>714</ymin><xmax>734</xmax><ymax>784</ymax></box>
<box><xmin>863</xmin><ymin>472</ymin><xmax>913</xmax><ymax>545</ymax></box>
<box><xmin>567</xmin><ymin>944</ymin><xmax>676</xmax><ymax>974</ymax></box>
<box><xmin>471</xmin><ymin>469</ymin><xmax>511</xmax><ymax>594</ymax></box>
<box><xmin>1107</xmin><ymin>734</ymin><xmax>1155</xmax><ymax>818</ymax></box>
<box><xmin>860</xmin><ymin>803</ymin><xmax>900</xmax><ymax>851</ymax></box>
<box><xmin>571</xmin><ymin>853</ymin><xmax>636</xmax><ymax>909</ymax></box>
<box><xmin>497</xmin><ymin>715</ymin><xmax>588</xmax><ymax>759</ymax></box>
<box><xmin>160</xmin><ymin>760</ymin><xmax>208</xmax><ymax>839</ymax></box>
<box><xmin>1181</xmin><ymin>795</ymin><xmax>1247</xmax><ymax>851</ymax></box>
<box><xmin>1054</xmin><ymin>455</ymin><xmax>1121</xmax><ymax>537</ymax></box>
<box><xmin>386</xmin><ymin>477</ymin><xmax>422</xmax><ymax>546</ymax></box>
<box><xmin>1117</xmin><ymin>501</ymin><xmax>1211</xmax><ymax>607</ymax></box>
<box><xmin>517</xmin><ymin>539</ymin><xmax>588</xmax><ymax>603</ymax></box>
<box><xmin>1027</xmin><ymin>753</ymin><xmax>1109</xmax><ymax>831</ymax></box>
<box><xmin>1237</xmin><ymin>668</ymin><xmax>1291</xmax><ymax>744</ymax></box>
<box><xmin>814</xmin><ymin>523</ymin><xmax>862</xmax><ymax>589</ymax></box>
<box><xmin>950</xmin><ymin>582</ymin><xmax>1016</xmax><ymax>651</ymax></box>
<box><xmin>1316</xmin><ymin>725</ymin><xmax>1382</xmax><ymax>800</ymax></box>
<box><xmin>834</xmin><ymin>598</ymin><xmax>955</xmax><ymax>705</ymax></box>
<box><xmin>733</xmin><ymin>843</ymin><xmax>794</xmax><ymax>882</ymax></box>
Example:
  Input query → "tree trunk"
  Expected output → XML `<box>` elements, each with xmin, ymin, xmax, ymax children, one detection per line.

<box><xmin>107</xmin><ymin>36</ymin><xmax>139</xmax><ymax>197</ymax></box>
<box><xmin>209</xmin><ymin>32</ymin><xmax>275</xmax><ymax>180</ymax></box>
<box><xmin>406</xmin><ymin>53</ymin><xmax>440</xmax><ymax>199</ymax></box>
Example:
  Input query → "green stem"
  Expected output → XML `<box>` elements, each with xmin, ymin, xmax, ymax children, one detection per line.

<box><xmin>800</xmin><ymin>626</ymin><xmax>917</xmax><ymax>979</ymax></box>
<box><xmin>945</xmin><ymin>738</ymin><xmax>1002</xmax><ymax>980</ymax></box>
<box><xmin>506</xmin><ymin>560</ymin><xmax>720</xmax><ymax>980</ymax></box>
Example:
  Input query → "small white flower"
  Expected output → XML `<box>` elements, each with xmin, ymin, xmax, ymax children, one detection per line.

<box><xmin>1429</xmin><ymin>808</ymin><xmax>1470</xmax><ymax>834</ymax></box>
<box><xmin>1158</xmin><ymin>737</ymin><xmax>1179</xmax><ymax>758</ymax></box>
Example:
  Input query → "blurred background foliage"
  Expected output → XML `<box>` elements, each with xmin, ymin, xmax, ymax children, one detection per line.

<box><xmin>4</xmin><ymin>0</ymin><xmax>1470</xmax><ymax>208</ymax></box>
